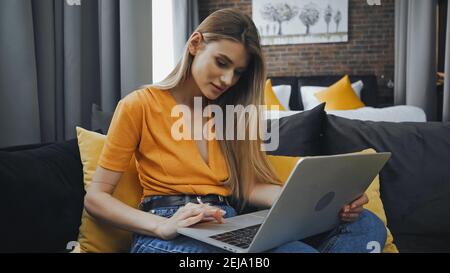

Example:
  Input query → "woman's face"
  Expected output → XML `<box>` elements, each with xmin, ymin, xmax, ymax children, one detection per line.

<box><xmin>189</xmin><ymin>34</ymin><xmax>250</xmax><ymax>100</ymax></box>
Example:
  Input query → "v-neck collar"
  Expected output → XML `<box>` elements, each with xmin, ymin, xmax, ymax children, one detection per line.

<box><xmin>164</xmin><ymin>89</ymin><xmax>214</xmax><ymax>172</ymax></box>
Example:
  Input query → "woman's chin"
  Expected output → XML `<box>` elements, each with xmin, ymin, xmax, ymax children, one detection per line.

<box><xmin>202</xmin><ymin>90</ymin><xmax>221</xmax><ymax>100</ymax></box>
<box><xmin>206</xmin><ymin>94</ymin><xmax>221</xmax><ymax>100</ymax></box>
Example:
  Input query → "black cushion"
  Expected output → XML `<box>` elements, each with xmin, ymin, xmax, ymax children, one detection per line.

<box><xmin>266</xmin><ymin>103</ymin><xmax>326</xmax><ymax>157</ymax></box>
<box><xmin>0</xmin><ymin>138</ymin><xmax>85</xmax><ymax>253</ymax></box>
<box><xmin>321</xmin><ymin>115</ymin><xmax>450</xmax><ymax>252</ymax></box>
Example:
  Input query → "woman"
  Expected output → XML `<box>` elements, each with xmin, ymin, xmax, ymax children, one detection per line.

<box><xmin>84</xmin><ymin>8</ymin><xmax>386</xmax><ymax>253</ymax></box>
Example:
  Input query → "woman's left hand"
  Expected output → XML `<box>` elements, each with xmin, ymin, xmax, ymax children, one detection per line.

<box><xmin>340</xmin><ymin>193</ymin><xmax>369</xmax><ymax>222</ymax></box>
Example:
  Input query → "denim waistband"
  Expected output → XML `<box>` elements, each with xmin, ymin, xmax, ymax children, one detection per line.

<box><xmin>140</xmin><ymin>194</ymin><xmax>231</xmax><ymax>212</ymax></box>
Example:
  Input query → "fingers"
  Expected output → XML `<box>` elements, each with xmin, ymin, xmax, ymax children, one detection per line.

<box><xmin>183</xmin><ymin>202</ymin><xmax>222</xmax><ymax>212</ymax></box>
<box><xmin>350</xmin><ymin>194</ymin><xmax>369</xmax><ymax>209</ymax></box>
<box><xmin>179</xmin><ymin>210</ymin><xmax>225</xmax><ymax>226</ymax></box>
<box><xmin>341</xmin><ymin>194</ymin><xmax>368</xmax><ymax>213</ymax></box>
<box><xmin>198</xmin><ymin>208</ymin><xmax>226</xmax><ymax>223</ymax></box>
<box><xmin>349</xmin><ymin>206</ymin><xmax>364</xmax><ymax>213</ymax></box>
<box><xmin>212</xmin><ymin>209</ymin><xmax>226</xmax><ymax>223</ymax></box>
<box><xmin>340</xmin><ymin>202</ymin><xmax>364</xmax><ymax>222</ymax></box>
<box><xmin>179</xmin><ymin>212</ymin><xmax>205</xmax><ymax>227</ymax></box>
<box><xmin>340</xmin><ymin>212</ymin><xmax>360</xmax><ymax>222</ymax></box>
<box><xmin>177</xmin><ymin>203</ymin><xmax>226</xmax><ymax>225</ymax></box>
<box><xmin>341</xmin><ymin>196</ymin><xmax>366</xmax><ymax>221</ymax></box>
<box><xmin>341</xmin><ymin>205</ymin><xmax>350</xmax><ymax>213</ymax></box>
<box><xmin>341</xmin><ymin>205</ymin><xmax>363</xmax><ymax>213</ymax></box>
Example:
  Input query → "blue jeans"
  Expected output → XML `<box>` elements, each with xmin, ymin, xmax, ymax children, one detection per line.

<box><xmin>130</xmin><ymin>204</ymin><xmax>387</xmax><ymax>253</ymax></box>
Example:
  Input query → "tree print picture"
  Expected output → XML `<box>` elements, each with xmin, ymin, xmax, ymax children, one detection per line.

<box><xmin>252</xmin><ymin>0</ymin><xmax>348</xmax><ymax>45</ymax></box>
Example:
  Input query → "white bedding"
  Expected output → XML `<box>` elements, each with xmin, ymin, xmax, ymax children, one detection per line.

<box><xmin>264</xmin><ymin>105</ymin><xmax>427</xmax><ymax>123</ymax></box>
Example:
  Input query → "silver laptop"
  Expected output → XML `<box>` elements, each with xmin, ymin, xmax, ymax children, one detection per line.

<box><xmin>177</xmin><ymin>152</ymin><xmax>391</xmax><ymax>253</ymax></box>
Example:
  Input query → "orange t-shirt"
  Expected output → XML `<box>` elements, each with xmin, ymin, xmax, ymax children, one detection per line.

<box><xmin>98</xmin><ymin>87</ymin><xmax>231</xmax><ymax>199</ymax></box>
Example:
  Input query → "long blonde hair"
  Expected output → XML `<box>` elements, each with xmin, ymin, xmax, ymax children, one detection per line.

<box><xmin>152</xmin><ymin>8</ymin><xmax>281</xmax><ymax>209</ymax></box>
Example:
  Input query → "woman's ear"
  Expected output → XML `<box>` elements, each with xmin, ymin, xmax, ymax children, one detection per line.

<box><xmin>188</xmin><ymin>32</ymin><xmax>204</xmax><ymax>56</ymax></box>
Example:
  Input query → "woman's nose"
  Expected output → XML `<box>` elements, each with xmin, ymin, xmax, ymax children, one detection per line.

<box><xmin>220</xmin><ymin>70</ymin><xmax>233</xmax><ymax>86</ymax></box>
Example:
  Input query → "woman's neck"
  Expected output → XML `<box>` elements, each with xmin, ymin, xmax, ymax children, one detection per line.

<box><xmin>170</xmin><ymin>76</ymin><xmax>206</xmax><ymax>109</ymax></box>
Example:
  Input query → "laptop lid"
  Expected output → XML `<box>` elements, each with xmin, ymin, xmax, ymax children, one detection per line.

<box><xmin>247</xmin><ymin>152</ymin><xmax>391</xmax><ymax>253</ymax></box>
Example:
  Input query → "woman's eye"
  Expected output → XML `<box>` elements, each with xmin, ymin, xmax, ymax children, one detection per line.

<box><xmin>216</xmin><ymin>59</ymin><xmax>227</xmax><ymax>67</ymax></box>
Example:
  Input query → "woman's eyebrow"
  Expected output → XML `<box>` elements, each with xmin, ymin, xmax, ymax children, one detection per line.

<box><xmin>218</xmin><ymin>53</ymin><xmax>233</xmax><ymax>64</ymax></box>
<box><xmin>218</xmin><ymin>53</ymin><xmax>247</xmax><ymax>70</ymax></box>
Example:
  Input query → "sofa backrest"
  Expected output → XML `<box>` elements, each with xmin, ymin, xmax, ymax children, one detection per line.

<box><xmin>2</xmin><ymin>104</ymin><xmax>449</xmax><ymax>253</ymax></box>
<box><xmin>267</xmin><ymin>105</ymin><xmax>450</xmax><ymax>252</ymax></box>
<box><xmin>0</xmin><ymin>142</ymin><xmax>53</xmax><ymax>152</ymax></box>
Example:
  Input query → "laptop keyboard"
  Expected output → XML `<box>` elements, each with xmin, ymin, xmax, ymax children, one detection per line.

<box><xmin>209</xmin><ymin>224</ymin><xmax>261</xmax><ymax>249</ymax></box>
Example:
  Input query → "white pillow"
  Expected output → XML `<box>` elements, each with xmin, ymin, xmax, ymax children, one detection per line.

<box><xmin>300</xmin><ymin>80</ymin><xmax>364</xmax><ymax>110</ymax></box>
<box><xmin>272</xmin><ymin>85</ymin><xmax>291</xmax><ymax>110</ymax></box>
<box><xmin>352</xmin><ymin>80</ymin><xmax>364</xmax><ymax>98</ymax></box>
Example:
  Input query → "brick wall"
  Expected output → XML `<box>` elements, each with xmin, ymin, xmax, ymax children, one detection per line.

<box><xmin>198</xmin><ymin>0</ymin><xmax>395</xmax><ymax>104</ymax></box>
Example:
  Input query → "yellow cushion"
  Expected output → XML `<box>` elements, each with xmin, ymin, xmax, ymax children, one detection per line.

<box><xmin>360</xmin><ymin>149</ymin><xmax>398</xmax><ymax>253</ymax></box>
<box><xmin>314</xmin><ymin>75</ymin><xmax>365</xmax><ymax>110</ymax></box>
<box><xmin>266</xmin><ymin>151</ymin><xmax>398</xmax><ymax>253</ymax></box>
<box><xmin>266</xmin><ymin>155</ymin><xmax>301</xmax><ymax>183</ymax></box>
<box><xmin>264</xmin><ymin>79</ymin><xmax>286</xmax><ymax>110</ymax></box>
<box><xmin>76</xmin><ymin>126</ymin><xmax>143</xmax><ymax>253</ymax></box>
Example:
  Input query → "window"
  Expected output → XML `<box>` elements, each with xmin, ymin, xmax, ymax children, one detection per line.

<box><xmin>152</xmin><ymin>0</ymin><xmax>175</xmax><ymax>83</ymax></box>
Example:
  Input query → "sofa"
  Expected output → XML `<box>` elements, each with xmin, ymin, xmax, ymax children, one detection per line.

<box><xmin>1</xmin><ymin>102</ymin><xmax>450</xmax><ymax>253</ymax></box>
<box><xmin>267</xmin><ymin>104</ymin><xmax>450</xmax><ymax>252</ymax></box>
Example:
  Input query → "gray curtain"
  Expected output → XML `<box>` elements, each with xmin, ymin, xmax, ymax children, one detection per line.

<box><xmin>0</xmin><ymin>0</ymin><xmax>41</xmax><ymax>148</ymax></box>
<box><xmin>172</xmin><ymin>0</ymin><xmax>199</xmax><ymax>63</ymax></box>
<box><xmin>0</xmin><ymin>0</ymin><xmax>152</xmax><ymax>148</ymax></box>
<box><xmin>443</xmin><ymin>1</ymin><xmax>450</xmax><ymax>122</ymax></box>
<box><xmin>394</xmin><ymin>0</ymin><xmax>437</xmax><ymax>121</ymax></box>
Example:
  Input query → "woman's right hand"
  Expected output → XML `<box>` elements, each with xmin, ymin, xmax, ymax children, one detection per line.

<box><xmin>155</xmin><ymin>202</ymin><xmax>227</xmax><ymax>240</ymax></box>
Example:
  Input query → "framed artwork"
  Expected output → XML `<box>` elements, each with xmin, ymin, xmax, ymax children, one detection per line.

<box><xmin>252</xmin><ymin>0</ymin><xmax>348</xmax><ymax>45</ymax></box>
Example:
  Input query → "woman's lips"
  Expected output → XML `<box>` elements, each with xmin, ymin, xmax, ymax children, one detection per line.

<box><xmin>211</xmin><ymin>83</ymin><xmax>225</xmax><ymax>93</ymax></box>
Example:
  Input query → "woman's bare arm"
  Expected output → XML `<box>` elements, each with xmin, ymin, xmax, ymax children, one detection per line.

<box><xmin>248</xmin><ymin>182</ymin><xmax>282</xmax><ymax>209</ymax></box>
<box><xmin>84</xmin><ymin>166</ymin><xmax>166</xmax><ymax>237</ymax></box>
<box><xmin>84</xmin><ymin>166</ymin><xmax>227</xmax><ymax>240</ymax></box>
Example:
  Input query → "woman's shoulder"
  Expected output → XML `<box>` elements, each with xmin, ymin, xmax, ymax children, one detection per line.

<box><xmin>120</xmin><ymin>86</ymin><xmax>168</xmax><ymax>113</ymax></box>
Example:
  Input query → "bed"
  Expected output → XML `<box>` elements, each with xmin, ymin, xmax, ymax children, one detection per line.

<box><xmin>268</xmin><ymin>75</ymin><xmax>426</xmax><ymax>122</ymax></box>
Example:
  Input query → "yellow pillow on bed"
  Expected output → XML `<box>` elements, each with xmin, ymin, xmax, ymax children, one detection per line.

<box><xmin>314</xmin><ymin>75</ymin><xmax>365</xmax><ymax>111</ymax></box>
<box><xmin>264</xmin><ymin>79</ymin><xmax>286</xmax><ymax>110</ymax></box>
